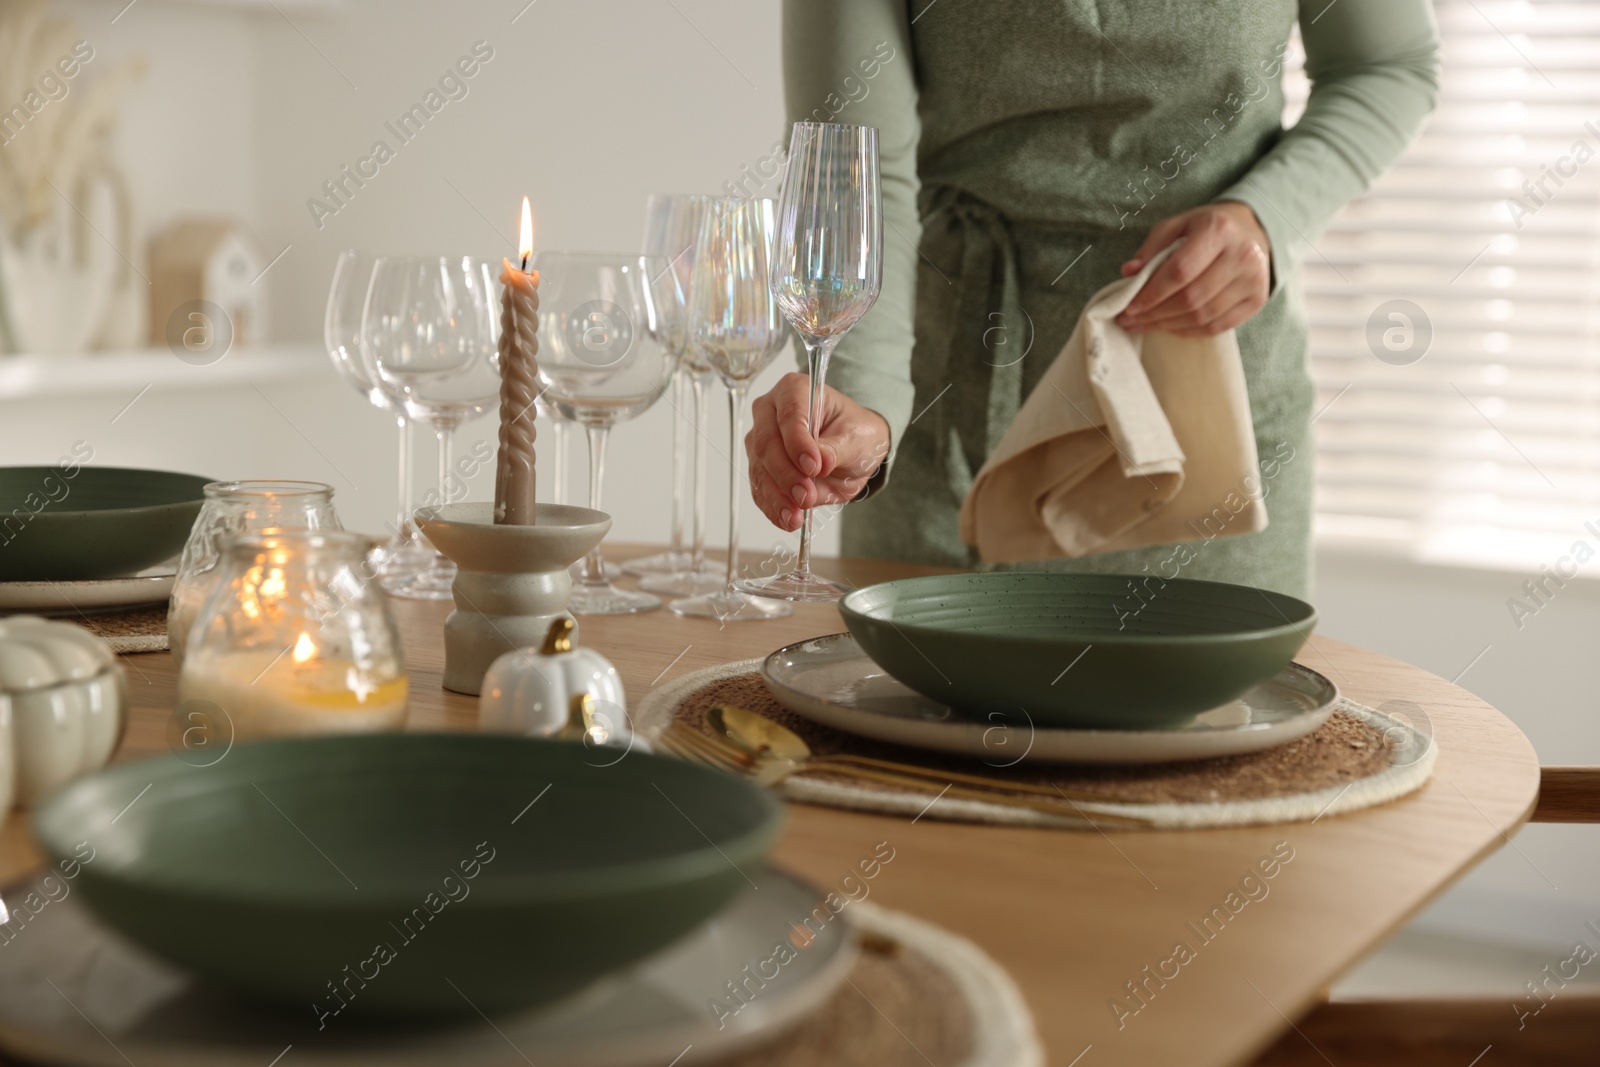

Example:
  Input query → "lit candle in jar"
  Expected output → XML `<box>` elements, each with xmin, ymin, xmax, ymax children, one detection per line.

<box><xmin>494</xmin><ymin>196</ymin><xmax>540</xmax><ymax>525</ymax></box>
<box><xmin>179</xmin><ymin>633</ymin><xmax>409</xmax><ymax>742</ymax></box>
<box><xmin>176</xmin><ymin>533</ymin><xmax>409</xmax><ymax>741</ymax></box>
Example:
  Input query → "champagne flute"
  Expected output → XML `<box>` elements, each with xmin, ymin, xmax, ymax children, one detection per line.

<box><xmin>671</xmin><ymin>198</ymin><xmax>792</xmax><ymax>621</ymax></box>
<box><xmin>739</xmin><ymin>122</ymin><xmax>883</xmax><ymax>603</ymax></box>
<box><xmin>534</xmin><ymin>252</ymin><xmax>681</xmax><ymax>615</ymax></box>
<box><xmin>323</xmin><ymin>250</ymin><xmax>429</xmax><ymax>583</ymax></box>
<box><xmin>362</xmin><ymin>255</ymin><xmax>502</xmax><ymax>599</ymax></box>
<box><xmin>637</xmin><ymin>194</ymin><xmax>726</xmax><ymax>597</ymax></box>
<box><xmin>542</xmin><ymin>399</ymin><xmax>570</xmax><ymax>504</ymax></box>
<box><xmin>623</xmin><ymin>194</ymin><xmax>700</xmax><ymax>578</ymax></box>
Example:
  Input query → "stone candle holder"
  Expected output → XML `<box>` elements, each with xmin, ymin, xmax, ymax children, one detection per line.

<box><xmin>416</xmin><ymin>502</ymin><xmax>611</xmax><ymax>696</ymax></box>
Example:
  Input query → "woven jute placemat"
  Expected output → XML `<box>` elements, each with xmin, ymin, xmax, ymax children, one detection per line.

<box><xmin>76</xmin><ymin>604</ymin><xmax>169</xmax><ymax>654</ymax></box>
<box><xmin>635</xmin><ymin>660</ymin><xmax>1436</xmax><ymax>830</ymax></box>
<box><xmin>720</xmin><ymin>901</ymin><xmax>1041</xmax><ymax>1067</ymax></box>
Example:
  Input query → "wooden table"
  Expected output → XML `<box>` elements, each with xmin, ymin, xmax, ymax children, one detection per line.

<box><xmin>0</xmin><ymin>548</ymin><xmax>1541</xmax><ymax>1067</ymax></box>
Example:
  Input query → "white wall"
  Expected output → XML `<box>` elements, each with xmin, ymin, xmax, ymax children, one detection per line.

<box><xmin>1315</xmin><ymin>546</ymin><xmax>1600</xmax><ymax>953</ymax></box>
<box><xmin>55</xmin><ymin>0</ymin><xmax>264</xmax><ymax>259</ymax></box>
<box><xmin>26</xmin><ymin>0</ymin><xmax>813</xmax><ymax>560</ymax></box>
<box><xmin>248</xmin><ymin>0</ymin><xmax>806</xmax><ymax>554</ymax></box>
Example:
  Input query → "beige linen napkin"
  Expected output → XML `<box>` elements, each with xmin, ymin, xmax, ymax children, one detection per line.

<box><xmin>959</xmin><ymin>243</ymin><xmax>1266</xmax><ymax>562</ymax></box>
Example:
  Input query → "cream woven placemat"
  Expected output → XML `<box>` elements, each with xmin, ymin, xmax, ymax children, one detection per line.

<box><xmin>723</xmin><ymin>900</ymin><xmax>1042</xmax><ymax>1067</ymax></box>
<box><xmin>635</xmin><ymin>659</ymin><xmax>1437</xmax><ymax>831</ymax></box>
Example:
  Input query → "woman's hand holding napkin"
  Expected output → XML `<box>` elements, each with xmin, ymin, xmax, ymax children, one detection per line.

<box><xmin>958</xmin><ymin>243</ymin><xmax>1267</xmax><ymax>563</ymax></box>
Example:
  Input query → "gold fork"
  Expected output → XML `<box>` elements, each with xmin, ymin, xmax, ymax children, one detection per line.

<box><xmin>657</xmin><ymin>723</ymin><xmax>1152</xmax><ymax>827</ymax></box>
<box><xmin>706</xmin><ymin>703</ymin><xmax>1154</xmax><ymax>807</ymax></box>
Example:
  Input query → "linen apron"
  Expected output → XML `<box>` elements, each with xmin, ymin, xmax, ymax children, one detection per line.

<box><xmin>840</xmin><ymin>1</ymin><xmax>1317</xmax><ymax>599</ymax></box>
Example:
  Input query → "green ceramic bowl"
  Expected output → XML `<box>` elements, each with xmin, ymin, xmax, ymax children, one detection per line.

<box><xmin>0</xmin><ymin>466</ymin><xmax>210</xmax><ymax>581</ymax></box>
<box><xmin>839</xmin><ymin>573</ymin><xmax>1316</xmax><ymax>729</ymax></box>
<box><xmin>34</xmin><ymin>733</ymin><xmax>782</xmax><ymax>1015</ymax></box>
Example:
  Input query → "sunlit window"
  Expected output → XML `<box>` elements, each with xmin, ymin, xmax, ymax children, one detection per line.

<box><xmin>1288</xmin><ymin>0</ymin><xmax>1600</xmax><ymax>572</ymax></box>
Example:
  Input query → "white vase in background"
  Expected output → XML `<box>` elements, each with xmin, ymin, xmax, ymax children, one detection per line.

<box><xmin>0</xmin><ymin>168</ymin><xmax>128</xmax><ymax>355</ymax></box>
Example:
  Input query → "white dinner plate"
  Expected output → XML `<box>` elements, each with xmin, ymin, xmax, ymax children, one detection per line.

<box><xmin>761</xmin><ymin>632</ymin><xmax>1340</xmax><ymax>764</ymax></box>
<box><xmin>0</xmin><ymin>867</ymin><xmax>855</xmax><ymax>1067</ymax></box>
<box><xmin>0</xmin><ymin>564</ymin><xmax>174</xmax><ymax>614</ymax></box>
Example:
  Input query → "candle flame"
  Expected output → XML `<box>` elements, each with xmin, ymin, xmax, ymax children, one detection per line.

<box><xmin>292</xmin><ymin>632</ymin><xmax>317</xmax><ymax>663</ymax></box>
<box><xmin>518</xmin><ymin>196</ymin><xmax>534</xmax><ymax>264</ymax></box>
<box><xmin>260</xmin><ymin>567</ymin><xmax>286</xmax><ymax>601</ymax></box>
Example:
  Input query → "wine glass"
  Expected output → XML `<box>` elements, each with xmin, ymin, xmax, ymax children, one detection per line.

<box><xmin>623</xmin><ymin>194</ymin><xmax>700</xmax><ymax>578</ymax></box>
<box><xmin>671</xmin><ymin>198</ymin><xmax>792</xmax><ymax>621</ymax></box>
<box><xmin>542</xmin><ymin>397</ymin><xmax>570</xmax><ymax>504</ymax></box>
<box><xmin>361</xmin><ymin>255</ymin><xmax>502</xmax><ymax>599</ymax></box>
<box><xmin>534</xmin><ymin>251</ymin><xmax>680</xmax><ymax>614</ymax></box>
<box><xmin>635</xmin><ymin>195</ymin><xmax>727</xmax><ymax>598</ymax></box>
<box><xmin>740</xmin><ymin>122</ymin><xmax>883</xmax><ymax>603</ymax></box>
<box><xmin>324</xmin><ymin>250</ymin><xmax>430</xmax><ymax>584</ymax></box>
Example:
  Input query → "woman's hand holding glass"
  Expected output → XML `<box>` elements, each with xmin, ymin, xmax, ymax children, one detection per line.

<box><xmin>745</xmin><ymin>376</ymin><xmax>888</xmax><ymax>532</ymax></box>
<box><xmin>738</xmin><ymin>121</ymin><xmax>883</xmax><ymax>603</ymax></box>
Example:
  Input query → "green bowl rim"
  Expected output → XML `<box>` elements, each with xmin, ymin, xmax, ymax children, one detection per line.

<box><xmin>839</xmin><ymin>572</ymin><xmax>1317</xmax><ymax>648</ymax></box>
<box><xmin>33</xmin><ymin>732</ymin><xmax>783</xmax><ymax>909</ymax></box>
<box><xmin>0</xmin><ymin>466</ymin><xmax>212</xmax><ymax>519</ymax></box>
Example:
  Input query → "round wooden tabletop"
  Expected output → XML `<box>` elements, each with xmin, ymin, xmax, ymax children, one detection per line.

<box><xmin>0</xmin><ymin>547</ymin><xmax>1541</xmax><ymax>1067</ymax></box>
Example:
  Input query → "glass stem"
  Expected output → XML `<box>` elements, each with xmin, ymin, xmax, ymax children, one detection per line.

<box><xmin>725</xmin><ymin>382</ymin><xmax>746</xmax><ymax>594</ymax></box>
<box><xmin>551</xmin><ymin>419</ymin><xmax>569</xmax><ymax>506</ymax></box>
<box><xmin>689</xmin><ymin>374</ymin><xmax>711</xmax><ymax>573</ymax></box>
<box><xmin>436</xmin><ymin>424</ymin><xmax>455</xmax><ymax>506</ymax></box>
<box><xmin>393</xmin><ymin>415</ymin><xmax>416</xmax><ymax>549</ymax></box>
<box><xmin>581</xmin><ymin>423</ymin><xmax>610</xmax><ymax>584</ymax></box>
<box><xmin>669</xmin><ymin>368</ymin><xmax>688</xmax><ymax>555</ymax></box>
<box><xmin>796</xmin><ymin>338</ymin><xmax>836</xmax><ymax>580</ymax></box>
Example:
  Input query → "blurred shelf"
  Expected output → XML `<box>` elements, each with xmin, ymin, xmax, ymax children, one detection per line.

<box><xmin>106</xmin><ymin>0</ymin><xmax>345</xmax><ymax>14</ymax></box>
<box><xmin>0</xmin><ymin>344</ymin><xmax>329</xmax><ymax>401</ymax></box>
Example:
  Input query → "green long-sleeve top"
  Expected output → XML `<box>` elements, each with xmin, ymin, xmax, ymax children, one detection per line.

<box><xmin>781</xmin><ymin>0</ymin><xmax>1442</xmax><ymax>464</ymax></box>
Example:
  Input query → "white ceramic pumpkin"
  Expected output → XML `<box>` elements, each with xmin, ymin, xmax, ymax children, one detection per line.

<box><xmin>0</xmin><ymin>616</ymin><xmax>126</xmax><ymax>808</ymax></box>
<box><xmin>480</xmin><ymin>618</ymin><xmax>629</xmax><ymax>744</ymax></box>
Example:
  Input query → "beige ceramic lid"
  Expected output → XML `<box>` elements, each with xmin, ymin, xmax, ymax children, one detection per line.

<box><xmin>0</xmin><ymin>616</ymin><xmax>115</xmax><ymax>694</ymax></box>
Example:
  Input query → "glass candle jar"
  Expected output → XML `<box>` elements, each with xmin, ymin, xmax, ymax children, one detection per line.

<box><xmin>168</xmin><ymin>481</ymin><xmax>342</xmax><ymax>668</ymax></box>
<box><xmin>177</xmin><ymin>530</ymin><xmax>408</xmax><ymax>742</ymax></box>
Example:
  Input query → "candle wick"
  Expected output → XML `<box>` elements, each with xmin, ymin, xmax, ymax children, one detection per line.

<box><xmin>520</xmin><ymin>254</ymin><xmax>528</xmax><ymax>272</ymax></box>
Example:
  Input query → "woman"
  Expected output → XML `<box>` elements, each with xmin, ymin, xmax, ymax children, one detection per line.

<box><xmin>745</xmin><ymin>0</ymin><xmax>1440</xmax><ymax>599</ymax></box>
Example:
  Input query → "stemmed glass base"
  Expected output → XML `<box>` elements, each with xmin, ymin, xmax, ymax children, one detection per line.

<box><xmin>622</xmin><ymin>549</ymin><xmax>692</xmax><ymax>577</ymax></box>
<box><xmin>375</xmin><ymin>537</ymin><xmax>443</xmax><ymax>596</ymax></box>
<box><xmin>369</xmin><ymin>418</ymin><xmax>450</xmax><ymax>599</ymax></box>
<box><xmin>736</xmin><ymin>572</ymin><xmax>846</xmax><ymax>603</ymax></box>
<box><xmin>387</xmin><ymin>420</ymin><xmax>465</xmax><ymax>600</ymax></box>
<box><xmin>570</xmin><ymin>581</ymin><xmax>660</xmax><ymax>615</ymax></box>
<box><xmin>380</xmin><ymin>515</ymin><xmax>457</xmax><ymax>599</ymax></box>
<box><xmin>670</xmin><ymin>589</ymin><xmax>792</xmax><ymax>620</ymax></box>
<box><xmin>639</xmin><ymin>560</ymin><xmax>725</xmax><ymax>597</ymax></box>
<box><xmin>383</xmin><ymin>560</ymin><xmax>456</xmax><ymax>600</ymax></box>
<box><xmin>570</xmin><ymin>559</ymin><xmax>625</xmax><ymax>581</ymax></box>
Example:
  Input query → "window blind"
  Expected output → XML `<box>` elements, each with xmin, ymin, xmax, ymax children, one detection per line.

<box><xmin>1286</xmin><ymin>0</ymin><xmax>1600</xmax><ymax>572</ymax></box>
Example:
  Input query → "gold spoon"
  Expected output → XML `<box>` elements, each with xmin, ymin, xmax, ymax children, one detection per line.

<box><xmin>700</xmin><ymin>706</ymin><xmax>1150</xmax><ymax>823</ymax></box>
<box><xmin>706</xmin><ymin>704</ymin><xmax>1147</xmax><ymax>805</ymax></box>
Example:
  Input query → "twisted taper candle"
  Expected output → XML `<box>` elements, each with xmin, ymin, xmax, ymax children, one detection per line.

<box><xmin>494</xmin><ymin>257</ymin><xmax>540</xmax><ymax>525</ymax></box>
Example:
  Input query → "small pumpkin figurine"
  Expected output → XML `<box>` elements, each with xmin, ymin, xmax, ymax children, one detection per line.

<box><xmin>480</xmin><ymin>618</ymin><xmax>628</xmax><ymax>742</ymax></box>
<box><xmin>0</xmin><ymin>616</ymin><xmax>126</xmax><ymax>808</ymax></box>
